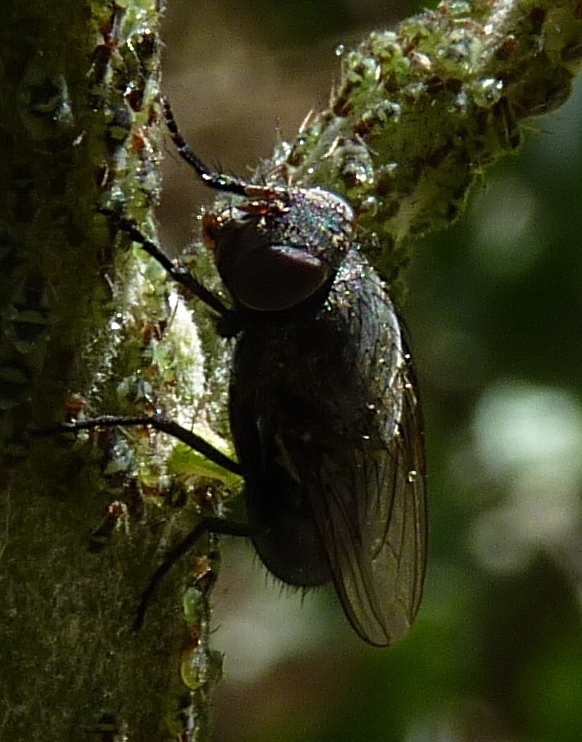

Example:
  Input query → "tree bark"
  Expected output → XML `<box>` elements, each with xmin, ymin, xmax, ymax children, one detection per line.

<box><xmin>0</xmin><ymin>1</ymin><xmax>219</xmax><ymax>740</ymax></box>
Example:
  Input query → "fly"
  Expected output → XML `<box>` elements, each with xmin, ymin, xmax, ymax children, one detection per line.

<box><xmin>50</xmin><ymin>97</ymin><xmax>428</xmax><ymax>647</ymax></box>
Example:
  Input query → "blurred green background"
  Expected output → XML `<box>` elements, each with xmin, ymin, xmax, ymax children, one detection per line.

<box><xmin>160</xmin><ymin>1</ymin><xmax>582</xmax><ymax>740</ymax></box>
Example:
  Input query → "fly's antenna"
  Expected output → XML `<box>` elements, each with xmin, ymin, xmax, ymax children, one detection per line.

<box><xmin>162</xmin><ymin>95</ymin><xmax>250</xmax><ymax>197</ymax></box>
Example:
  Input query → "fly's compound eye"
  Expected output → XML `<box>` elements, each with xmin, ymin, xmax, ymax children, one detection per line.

<box><xmin>204</xmin><ymin>188</ymin><xmax>356</xmax><ymax>312</ymax></box>
<box><xmin>221</xmin><ymin>238</ymin><xmax>331</xmax><ymax>312</ymax></box>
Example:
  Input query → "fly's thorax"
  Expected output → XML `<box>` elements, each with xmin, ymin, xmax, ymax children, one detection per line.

<box><xmin>322</xmin><ymin>249</ymin><xmax>408</xmax><ymax>444</ymax></box>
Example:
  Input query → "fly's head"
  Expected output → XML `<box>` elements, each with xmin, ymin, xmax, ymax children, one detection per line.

<box><xmin>202</xmin><ymin>186</ymin><xmax>356</xmax><ymax>312</ymax></box>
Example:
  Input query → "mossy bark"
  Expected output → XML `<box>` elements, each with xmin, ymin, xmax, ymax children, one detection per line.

<box><xmin>275</xmin><ymin>0</ymin><xmax>582</xmax><ymax>292</ymax></box>
<box><xmin>0</xmin><ymin>1</ymin><xmax>216</xmax><ymax>740</ymax></box>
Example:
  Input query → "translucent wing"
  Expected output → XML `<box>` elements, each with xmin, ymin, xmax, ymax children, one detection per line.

<box><xmin>281</xmin><ymin>352</ymin><xmax>426</xmax><ymax>646</ymax></box>
<box><xmin>278</xmin><ymin>249</ymin><xmax>427</xmax><ymax>646</ymax></box>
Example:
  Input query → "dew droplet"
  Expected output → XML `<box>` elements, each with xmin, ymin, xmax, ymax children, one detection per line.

<box><xmin>473</xmin><ymin>78</ymin><xmax>504</xmax><ymax>108</ymax></box>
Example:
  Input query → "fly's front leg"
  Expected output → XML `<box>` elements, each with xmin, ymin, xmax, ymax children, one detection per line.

<box><xmin>99</xmin><ymin>206</ymin><xmax>233</xmax><ymax>319</ymax></box>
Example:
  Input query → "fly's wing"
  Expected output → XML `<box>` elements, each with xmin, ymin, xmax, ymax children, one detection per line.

<box><xmin>282</xmin><ymin>355</ymin><xmax>426</xmax><ymax>646</ymax></box>
<box><xmin>279</xmin><ymin>254</ymin><xmax>427</xmax><ymax>646</ymax></box>
<box><xmin>333</xmin><ymin>356</ymin><xmax>427</xmax><ymax>646</ymax></box>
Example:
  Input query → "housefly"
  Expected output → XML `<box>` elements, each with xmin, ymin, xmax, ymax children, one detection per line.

<box><xmin>72</xmin><ymin>98</ymin><xmax>427</xmax><ymax>646</ymax></box>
